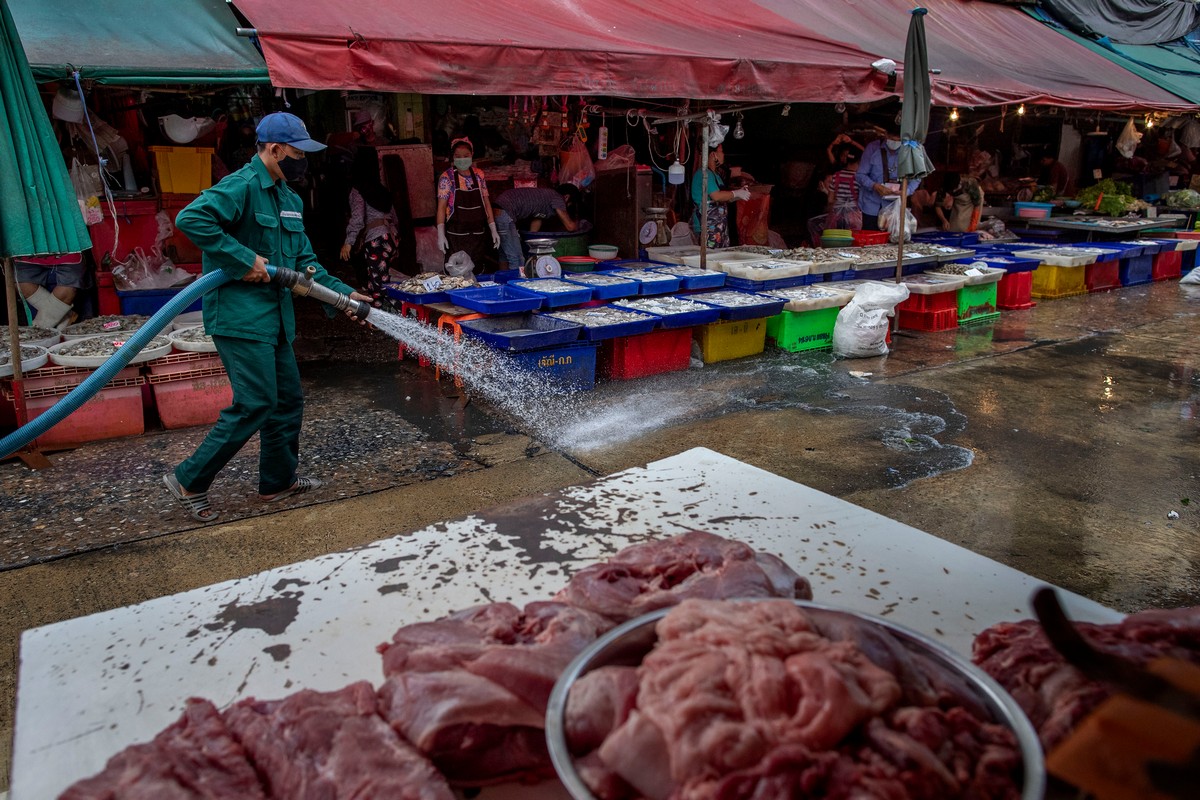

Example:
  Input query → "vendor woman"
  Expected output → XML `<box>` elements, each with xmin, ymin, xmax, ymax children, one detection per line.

<box><xmin>436</xmin><ymin>136</ymin><xmax>500</xmax><ymax>273</ymax></box>
<box><xmin>691</xmin><ymin>144</ymin><xmax>751</xmax><ymax>248</ymax></box>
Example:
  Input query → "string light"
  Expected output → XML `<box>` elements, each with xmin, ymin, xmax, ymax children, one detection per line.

<box><xmin>949</xmin><ymin>108</ymin><xmax>959</xmax><ymax>121</ymax></box>
<box><xmin>1017</xmin><ymin>104</ymin><xmax>1026</xmax><ymax>116</ymax></box>
<box><xmin>1146</xmin><ymin>115</ymin><xmax>1154</xmax><ymax>129</ymax></box>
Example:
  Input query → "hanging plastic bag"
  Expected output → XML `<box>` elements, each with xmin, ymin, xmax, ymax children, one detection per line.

<box><xmin>879</xmin><ymin>197</ymin><xmax>916</xmax><ymax>243</ymax></box>
<box><xmin>595</xmin><ymin>144</ymin><xmax>636</xmax><ymax>171</ymax></box>
<box><xmin>558</xmin><ymin>135</ymin><xmax>595</xmax><ymax>188</ymax></box>
<box><xmin>445</xmin><ymin>251</ymin><xmax>476</xmax><ymax>278</ymax></box>
<box><xmin>832</xmin><ymin>281</ymin><xmax>910</xmax><ymax>358</ymax></box>
<box><xmin>1117</xmin><ymin>118</ymin><xmax>1143</xmax><ymax>159</ymax></box>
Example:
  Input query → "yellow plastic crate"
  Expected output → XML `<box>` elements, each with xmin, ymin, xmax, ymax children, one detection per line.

<box><xmin>149</xmin><ymin>146</ymin><xmax>214</xmax><ymax>194</ymax></box>
<box><xmin>695</xmin><ymin>318</ymin><xmax>767</xmax><ymax>363</ymax></box>
<box><xmin>1031</xmin><ymin>263</ymin><xmax>1086</xmax><ymax>300</ymax></box>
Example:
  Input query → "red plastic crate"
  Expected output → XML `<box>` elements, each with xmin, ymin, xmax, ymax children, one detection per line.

<box><xmin>852</xmin><ymin>230</ymin><xmax>890</xmax><ymax>247</ymax></box>
<box><xmin>147</xmin><ymin>351</ymin><xmax>223</xmax><ymax>378</ymax></box>
<box><xmin>1152</xmin><ymin>250</ymin><xmax>1182</xmax><ymax>281</ymax></box>
<box><xmin>898</xmin><ymin>291</ymin><xmax>957</xmax><ymax>314</ymax></box>
<box><xmin>898</xmin><ymin>307</ymin><xmax>959</xmax><ymax>332</ymax></box>
<box><xmin>996</xmin><ymin>271</ymin><xmax>1035</xmax><ymax>310</ymax></box>
<box><xmin>150</xmin><ymin>369</ymin><xmax>232</xmax><ymax>429</ymax></box>
<box><xmin>600</xmin><ymin>328</ymin><xmax>692</xmax><ymax>380</ymax></box>
<box><xmin>3</xmin><ymin>383</ymin><xmax>144</xmax><ymax>448</ymax></box>
<box><xmin>1085</xmin><ymin>259</ymin><xmax>1121</xmax><ymax>293</ymax></box>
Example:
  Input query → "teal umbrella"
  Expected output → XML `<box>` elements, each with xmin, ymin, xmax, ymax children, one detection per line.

<box><xmin>1</xmin><ymin>0</ymin><xmax>88</xmax><ymax>464</ymax></box>
<box><xmin>894</xmin><ymin>6</ymin><xmax>935</xmax><ymax>289</ymax></box>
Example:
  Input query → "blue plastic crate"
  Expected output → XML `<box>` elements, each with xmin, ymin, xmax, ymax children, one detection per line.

<box><xmin>446</xmin><ymin>284</ymin><xmax>544</xmax><ymax>315</ymax></box>
<box><xmin>558</xmin><ymin>272</ymin><xmax>640</xmax><ymax>300</ymax></box>
<box><xmin>540</xmin><ymin>307</ymin><xmax>659</xmax><ymax>341</ymax></box>
<box><xmin>724</xmin><ymin>274</ymin><xmax>809</xmax><ymax>292</ymax></box>
<box><xmin>612</xmin><ymin>297</ymin><xmax>722</xmax><ymax>329</ymax></box>
<box><xmin>688</xmin><ymin>290</ymin><xmax>786</xmax><ymax>321</ymax></box>
<box><xmin>489</xmin><ymin>269</ymin><xmax>523</xmax><ymax>284</ymax></box>
<box><xmin>1133</xmin><ymin>240</ymin><xmax>1162</xmax><ymax>256</ymax></box>
<box><xmin>503</xmin><ymin>341</ymin><xmax>598</xmax><ymax>390</ymax></box>
<box><xmin>457</xmin><ymin>312</ymin><xmax>582</xmax><ymax>351</ymax></box>
<box><xmin>646</xmin><ymin>266</ymin><xmax>727</xmax><ymax>290</ymax></box>
<box><xmin>1184</xmin><ymin>249</ymin><xmax>1197</xmax><ymax>273</ymax></box>
<box><xmin>851</xmin><ymin>265</ymin><xmax>894</xmax><ymax>281</ymax></box>
<box><xmin>950</xmin><ymin>254</ymin><xmax>1040</xmax><ymax>274</ymax></box>
<box><xmin>507</xmin><ymin>279</ymin><xmax>594</xmax><ymax>308</ymax></box>
<box><xmin>384</xmin><ymin>285</ymin><xmax>450</xmax><ymax>305</ymax></box>
<box><xmin>116</xmin><ymin>288</ymin><xmax>202</xmax><ymax>316</ymax></box>
<box><xmin>598</xmin><ymin>268</ymin><xmax>683</xmax><ymax>296</ymax></box>
<box><xmin>1119</xmin><ymin>254</ymin><xmax>1153</xmax><ymax>286</ymax></box>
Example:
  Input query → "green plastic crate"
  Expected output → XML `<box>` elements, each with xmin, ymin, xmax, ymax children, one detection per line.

<box><xmin>766</xmin><ymin>307</ymin><xmax>840</xmax><ymax>352</ymax></box>
<box><xmin>957</xmin><ymin>283</ymin><xmax>999</xmax><ymax>326</ymax></box>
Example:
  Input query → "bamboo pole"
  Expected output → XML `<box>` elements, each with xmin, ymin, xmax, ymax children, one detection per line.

<box><xmin>892</xmin><ymin>179</ymin><xmax>909</xmax><ymax>334</ymax></box>
<box><xmin>700</xmin><ymin>134</ymin><xmax>709</xmax><ymax>270</ymax></box>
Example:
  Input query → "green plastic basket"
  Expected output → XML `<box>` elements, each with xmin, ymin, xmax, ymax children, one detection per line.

<box><xmin>766</xmin><ymin>307</ymin><xmax>840</xmax><ymax>352</ymax></box>
<box><xmin>957</xmin><ymin>283</ymin><xmax>999</xmax><ymax>325</ymax></box>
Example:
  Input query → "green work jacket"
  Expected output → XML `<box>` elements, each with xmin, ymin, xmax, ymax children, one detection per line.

<box><xmin>175</xmin><ymin>156</ymin><xmax>353</xmax><ymax>344</ymax></box>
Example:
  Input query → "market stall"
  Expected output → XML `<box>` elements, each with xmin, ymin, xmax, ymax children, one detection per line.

<box><xmin>12</xmin><ymin>447</ymin><xmax>1121</xmax><ymax>799</ymax></box>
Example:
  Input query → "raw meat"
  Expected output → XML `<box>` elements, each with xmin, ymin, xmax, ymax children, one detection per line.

<box><xmin>569</xmin><ymin>599</ymin><xmax>1022</xmax><ymax>800</ymax></box>
<box><xmin>377</xmin><ymin>600</ymin><xmax>614</xmax><ymax>786</ymax></box>
<box><xmin>223</xmin><ymin>681</ymin><xmax>453</xmax><ymax>800</ymax></box>
<box><xmin>555</xmin><ymin>531</ymin><xmax>813</xmax><ymax>622</ymax></box>
<box><xmin>972</xmin><ymin>605</ymin><xmax>1200</xmax><ymax>749</ymax></box>
<box><xmin>58</xmin><ymin>698</ymin><xmax>265</xmax><ymax>800</ymax></box>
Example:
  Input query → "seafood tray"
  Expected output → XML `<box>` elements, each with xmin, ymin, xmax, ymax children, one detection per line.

<box><xmin>612</xmin><ymin>296</ymin><xmax>722</xmax><ymax>329</ymax></box>
<box><xmin>48</xmin><ymin>335</ymin><xmax>172</xmax><ymax>368</ymax></box>
<box><xmin>167</xmin><ymin>326</ymin><xmax>217</xmax><ymax>353</ymax></box>
<box><xmin>898</xmin><ymin>273</ymin><xmax>967</xmax><ymax>294</ymax></box>
<box><xmin>723</xmin><ymin>275</ymin><xmax>810</xmax><ymax>292</ymax></box>
<box><xmin>542</xmin><ymin>306</ymin><xmax>658</xmax><ymax>341</ymax></box>
<box><xmin>596</xmin><ymin>268</ymin><xmax>682</xmax><ymax>296</ymax></box>
<box><xmin>457</xmin><ymin>313</ymin><xmax>582</xmax><ymax>351</ymax></box>
<box><xmin>925</xmin><ymin>264</ymin><xmax>1005</xmax><ymax>286</ymax></box>
<box><xmin>646</xmin><ymin>265</ymin><xmax>726</xmax><ymax>290</ymax></box>
<box><xmin>679</xmin><ymin>250</ymin><xmax>764</xmax><ymax>269</ymax></box>
<box><xmin>718</xmin><ymin>259</ymin><xmax>811</xmax><ymax>282</ymax></box>
<box><xmin>761</xmin><ymin>284</ymin><xmax>856</xmax><ymax>313</ymax></box>
<box><xmin>1012</xmin><ymin>248</ymin><xmax>1105</xmax><ymax>267</ymax></box>
<box><xmin>1</xmin><ymin>326</ymin><xmax>60</xmax><ymax>349</ymax></box>
<box><xmin>687</xmin><ymin>290</ymin><xmax>786</xmax><ymax>321</ymax></box>
<box><xmin>642</xmin><ymin>245</ymin><xmax>702</xmax><ymax>265</ymax></box>
<box><xmin>558</xmin><ymin>272</ymin><xmax>640</xmax><ymax>300</ymax></box>
<box><xmin>949</xmin><ymin>254</ymin><xmax>1040</xmax><ymax>274</ymax></box>
<box><xmin>774</xmin><ymin>247</ymin><xmax>863</xmax><ymax>274</ymax></box>
<box><xmin>384</xmin><ymin>273</ymin><xmax>477</xmax><ymax>305</ymax></box>
<box><xmin>0</xmin><ymin>345</ymin><xmax>50</xmax><ymax>378</ymax></box>
<box><xmin>63</xmin><ymin>315</ymin><xmax>149</xmax><ymax>340</ymax></box>
<box><xmin>507</xmin><ymin>279</ymin><xmax>594</xmax><ymax>309</ymax></box>
<box><xmin>446</xmin><ymin>284</ymin><xmax>545</xmax><ymax>315</ymax></box>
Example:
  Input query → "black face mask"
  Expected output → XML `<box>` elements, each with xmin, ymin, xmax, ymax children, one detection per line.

<box><xmin>277</xmin><ymin>151</ymin><xmax>308</xmax><ymax>182</ymax></box>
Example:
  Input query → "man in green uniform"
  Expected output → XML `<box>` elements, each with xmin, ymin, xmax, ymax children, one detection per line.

<box><xmin>163</xmin><ymin>112</ymin><xmax>371</xmax><ymax>523</ymax></box>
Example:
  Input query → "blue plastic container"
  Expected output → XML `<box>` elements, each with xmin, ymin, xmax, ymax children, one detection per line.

<box><xmin>950</xmin><ymin>254</ymin><xmax>1040</xmax><ymax>274</ymax></box>
<box><xmin>1134</xmin><ymin>240</ymin><xmax>1162</xmax><ymax>256</ymax></box>
<box><xmin>507</xmin><ymin>280</ymin><xmax>594</xmax><ymax>309</ymax></box>
<box><xmin>490</xmin><ymin>269</ymin><xmax>523</xmax><ymax>284</ymax></box>
<box><xmin>612</xmin><ymin>297</ymin><xmax>722</xmax><ymax>329</ymax></box>
<box><xmin>647</xmin><ymin>266</ymin><xmax>727</xmax><ymax>290</ymax></box>
<box><xmin>912</xmin><ymin>231</ymin><xmax>981</xmax><ymax>247</ymax></box>
<box><xmin>724</xmin><ymin>274</ymin><xmax>809</xmax><ymax>292</ymax></box>
<box><xmin>1119</xmin><ymin>254</ymin><xmax>1154</xmax><ymax>286</ymax></box>
<box><xmin>117</xmin><ymin>288</ymin><xmax>202</xmax><ymax>316</ymax></box>
<box><xmin>598</xmin><ymin>268</ymin><xmax>683</xmax><ymax>296</ymax></box>
<box><xmin>457</xmin><ymin>313</ymin><xmax>582</xmax><ymax>351</ymax></box>
<box><xmin>558</xmin><ymin>273</ymin><xmax>640</xmax><ymax>300</ymax></box>
<box><xmin>384</xmin><ymin>285</ymin><xmax>450</xmax><ymax>305</ymax></box>
<box><xmin>446</xmin><ymin>284</ymin><xmax>544</xmax><ymax>315</ymax></box>
<box><xmin>689</xmin><ymin>291</ymin><xmax>786</xmax><ymax>322</ymax></box>
<box><xmin>504</xmin><ymin>341</ymin><xmax>599</xmax><ymax>390</ymax></box>
<box><xmin>541</xmin><ymin>308</ymin><xmax>658</xmax><ymax>341</ymax></box>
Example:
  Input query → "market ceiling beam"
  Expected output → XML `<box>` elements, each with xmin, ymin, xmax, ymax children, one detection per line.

<box><xmin>230</xmin><ymin>0</ymin><xmax>1191</xmax><ymax>111</ymax></box>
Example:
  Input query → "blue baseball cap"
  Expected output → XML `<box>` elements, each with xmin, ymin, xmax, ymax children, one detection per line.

<box><xmin>255</xmin><ymin>112</ymin><xmax>326</xmax><ymax>152</ymax></box>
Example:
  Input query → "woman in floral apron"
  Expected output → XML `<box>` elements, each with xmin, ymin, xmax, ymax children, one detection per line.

<box><xmin>436</xmin><ymin>137</ymin><xmax>499</xmax><ymax>274</ymax></box>
<box><xmin>691</xmin><ymin>145</ymin><xmax>750</xmax><ymax>249</ymax></box>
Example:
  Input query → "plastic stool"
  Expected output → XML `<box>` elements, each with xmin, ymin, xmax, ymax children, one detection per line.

<box><xmin>435</xmin><ymin>313</ymin><xmax>485</xmax><ymax>385</ymax></box>
<box><xmin>397</xmin><ymin>302</ymin><xmax>438</xmax><ymax>367</ymax></box>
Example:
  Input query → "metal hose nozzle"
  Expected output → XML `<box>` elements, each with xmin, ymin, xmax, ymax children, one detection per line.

<box><xmin>269</xmin><ymin>265</ymin><xmax>372</xmax><ymax>320</ymax></box>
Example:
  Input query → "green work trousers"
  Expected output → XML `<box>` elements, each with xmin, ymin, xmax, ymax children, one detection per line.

<box><xmin>175</xmin><ymin>333</ymin><xmax>303</xmax><ymax>495</ymax></box>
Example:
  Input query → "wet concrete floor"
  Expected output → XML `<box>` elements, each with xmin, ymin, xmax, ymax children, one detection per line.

<box><xmin>1</xmin><ymin>279</ymin><xmax>1198</xmax><ymax>788</ymax></box>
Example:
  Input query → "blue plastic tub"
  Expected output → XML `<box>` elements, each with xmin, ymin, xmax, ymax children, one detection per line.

<box><xmin>912</xmin><ymin>231</ymin><xmax>981</xmax><ymax>247</ymax></box>
<box><xmin>1134</xmin><ymin>240</ymin><xmax>1162</xmax><ymax>256</ymax></box>
<box><xmin>612</xmin><ymin>297</ymin><xmax>722</xmax><ymax>329</ymax></box>
<box><xmin>457</xmin><ymin>313</ymin><xmax>582</xmax><ymax>351</ymax></box>
<box><xmin>950</xmin><ymin>254</ymin><xmax>1041</xmax><ymax>274</ymax></box>
<box><xmin>446</xmin><ymin>284</ymin><xmax>544</xmax><ymax>315</ymax></box>
<box><xmin>117</xmin><ymin>288</ymin><xmax>202</xmax><ymax>316</ymax></box>
<box><xmin>507</xmin><ymin>279</ymin><xmax>594</xmax><ymax>309</ymax></box>
<box><xmin>598</xmin><ymin>268</ymin><xmax>683</xmax><ymax>296</ymax></box>
<box><xmin>384</xmin><ymin>285</ymin><xmax>450</xmax><ymax>305</ymax></box>
<box><xmin>1119</xmin><ymin>254</ymin><xmax>1154</xmax><ymax>286</ymax></box>
<box><xmin>724</xmin><ymin>274</ymin><xmax>809</xmax><ymax>292</ymax></box>
<box><xmin>489</xmin><ymin>269</ymin><xmax>523</xmax><ymax>284</ymax></box>
<box><xmin>688</xmin><ymin>290</ymin><xmax>786</xmax><ymax>322</ymax></box>
<box><xmin>503</xmin><ymin>341</ymin><xmax>598</xmax><ymax>390</ymax></box>
<box><xmin>559</xmin><ymin>272</ymin><xmax>640</xmax><ymax>300</ymax></box>
<box><xmin>541</xmin><ymin>308</ymin><xmax>659</xmax><ymax>341</ymax></box>
<box><xmin>647</xmin><ymin>266</ymin><xmax>727</xmax><ymax>290</ymax></box>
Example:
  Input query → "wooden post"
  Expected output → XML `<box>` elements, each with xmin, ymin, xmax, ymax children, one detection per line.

<box><xmin>699</xmin><ymin>134</ymin><xmax>709</xmax><ymax>270</ymax></box>
<box><xmin>892</xmin><ymin>179</ymin><xmax>909</xmax><ymax>334</ymax></box>
<box><xmin>2</xmin><ymin>256</ymin><xmax>51</xmax><ymax>469</ymax></box>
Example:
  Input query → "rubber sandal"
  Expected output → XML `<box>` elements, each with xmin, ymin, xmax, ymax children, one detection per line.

<box><xmin>260</xmin><ymin>476</ymin><xmax>324</xmax><ymax>503</ymax></box>
<box><xmin>163</xmin><ymin>473</ymin><xmax>220</xmax><ymax>523</ymax></box>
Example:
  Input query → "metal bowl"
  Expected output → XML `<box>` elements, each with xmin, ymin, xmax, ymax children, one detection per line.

<box><xmin>546</xmin><ymin>599</ymin><xmax>1045</xmax><ymax>800</ymax></box>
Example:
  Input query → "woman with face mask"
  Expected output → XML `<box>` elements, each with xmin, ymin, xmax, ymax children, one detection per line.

<box><xmin>436</xmin><ymin>137</ymin><xmax>500</xmax><ymax>274</ymax></box>
<box><xmin>855</xmin><ymin>125</ymin><xmax>921</xmax><ymax>231</ymax></box>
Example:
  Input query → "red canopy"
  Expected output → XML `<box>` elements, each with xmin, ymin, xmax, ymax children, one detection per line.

<box><xmin>233</xmin><ymin>0</ymin><xmax>1191</xmax><ymax>110</ymax></box>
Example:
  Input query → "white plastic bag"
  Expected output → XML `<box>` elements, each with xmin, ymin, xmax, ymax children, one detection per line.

<box><xmin>832</xmin><ymin>282</ymin><xmax>910</xmax><ymax>358</ymax></box>
<box><xmin>445</xmin><ymin>251</ymin><xmax>476</xmax><ymax>278</ymax></box>
<box><xmin>1117</xmin><ymin>118</ymin><xmax>1143</xmax><ymax>159</ymax></box>
<box><xmin>1181</xmin><ymin>266</ymin><xmax>1200</xmax><ymax>285</ymax></box>
<box><xmin>879</xmin><ymin>197</ymin><xmax>916</xmax><ymax>243</ymax></box>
